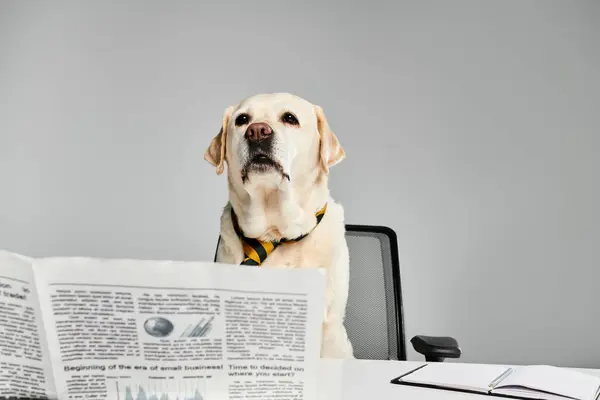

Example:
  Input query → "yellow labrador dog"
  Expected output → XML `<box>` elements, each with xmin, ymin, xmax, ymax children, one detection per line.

<box><xmin>204</xmin><ymin>92</ymin><xmax>354</xmax><ymax>359</ymax></box>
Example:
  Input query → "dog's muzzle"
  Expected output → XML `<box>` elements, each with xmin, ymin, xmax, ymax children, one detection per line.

<box><xmin>245</xmin><ymin>122</ymin><xmax>274</xmax><ymax>155</ymax></box>
<box><xmin>241</xmin><ymin>122</ymin><xmax>288</xmax><ymax>182</ymax></box>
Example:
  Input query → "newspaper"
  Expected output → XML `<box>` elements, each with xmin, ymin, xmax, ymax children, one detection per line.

<box><xmin>0</xmin><ymin>250</ymin><xmax>325</xmax><ymax>400</ymax></box>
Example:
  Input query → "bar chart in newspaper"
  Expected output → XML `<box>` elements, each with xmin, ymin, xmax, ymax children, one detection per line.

<box><xmin>115</xmin><ymin>378</ymin><xmax>207</xmax><ymax>400</ymax></box>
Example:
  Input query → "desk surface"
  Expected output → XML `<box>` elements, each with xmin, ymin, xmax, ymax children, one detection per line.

<box><xmin>317</xmin><ymin>359</ymin><xmax>600</xmax><ymax>399</ymax></box>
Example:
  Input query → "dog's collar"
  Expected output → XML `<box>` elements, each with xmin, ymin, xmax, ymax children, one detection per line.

<box><xmin>230</xmin><ymin>203</ymin><xmax>327</xmax><ymax>266</ymax></box>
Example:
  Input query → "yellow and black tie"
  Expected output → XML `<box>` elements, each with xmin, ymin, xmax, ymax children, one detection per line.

<box><xmin>231</xmin><ymin>204</ymin><xmax>327</xmax><ymax>266</ymax></box>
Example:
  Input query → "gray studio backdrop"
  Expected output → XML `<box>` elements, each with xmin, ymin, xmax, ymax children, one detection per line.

<box><xmin>1</xmin><ymin>1</ymin><xmax>599</xmax><ymax>367</ymax></box>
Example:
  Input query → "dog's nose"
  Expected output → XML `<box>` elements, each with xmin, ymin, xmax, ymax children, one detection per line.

<box><xmin>245</xmin><ymin>122</ymin><xmax>272</xmax><ymax>142</ymax></box>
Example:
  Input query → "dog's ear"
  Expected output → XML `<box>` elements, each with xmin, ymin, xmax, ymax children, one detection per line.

<box><xmin>315</xmin><ymin>105</ymin><xmax>345</xmax><ymax>173</ymax></box>
<box><xmin>204</xmin><ymin>106</ymin><xmax>234</xmax><ymax>175</ymax></box>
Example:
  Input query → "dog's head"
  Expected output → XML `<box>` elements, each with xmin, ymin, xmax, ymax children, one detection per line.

<box><xmin>204</xmin><ymin>93</ymin><xmax>344</xmax><ymax>187</ymax></box>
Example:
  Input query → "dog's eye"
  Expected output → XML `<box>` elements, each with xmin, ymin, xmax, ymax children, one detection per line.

<box><xmin>281</xmin><ymin>112</ymin><xmax>299</xmax><ymax>126</ymax></box>
<box><xmin>235</xmin><ymin>113</ymin><xmax>250</xmax><ymax>126</ymax></box>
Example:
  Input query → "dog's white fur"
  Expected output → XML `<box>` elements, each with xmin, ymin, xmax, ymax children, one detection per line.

<box><xmin>204</xmin><ymin>92</ymin><xmax>354</xmax><ymax>359</ymax></box>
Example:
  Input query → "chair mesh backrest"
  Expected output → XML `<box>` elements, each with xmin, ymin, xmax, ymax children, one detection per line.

<box><xmin>213</xmin><ymin>224</ymin><xmax>405</xmax><ymax>360</ymax></box>
<box><xmin>343</xmin><ymin>225</ymin><xmax>405</xmax><ymax>360</ymax></box>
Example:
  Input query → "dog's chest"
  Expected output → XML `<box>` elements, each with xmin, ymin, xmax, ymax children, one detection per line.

<box><xmin>218</xmin><ymin>201</ymin><xmax>344</xmax><ymax>271</ymax></box>
<box><xmin>260</xmin><ymin>236</ymin><xmax>330</xmax><ymax>270</ymax></box>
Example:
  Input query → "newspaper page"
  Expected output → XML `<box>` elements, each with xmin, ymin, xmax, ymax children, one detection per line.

<box><xmin>32</xmin><ymin>257</ymin><xmax>325</xmax><ymax>400</ymax></box>
<box><xmin>0</xmin><ymin>250</ymin><xmax>57</xmax><ymax>399</ymax></box>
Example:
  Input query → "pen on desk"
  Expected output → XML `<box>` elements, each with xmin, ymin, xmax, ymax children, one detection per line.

<box><xmin>489</xmin><ymin>368</ymin><xmax>513</xmax><ymax>389</ymax></box>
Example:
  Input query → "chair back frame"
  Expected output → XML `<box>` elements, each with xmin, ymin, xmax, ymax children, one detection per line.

<box><xmin>345</xmin><ymin>224</ymin><xmax>406</xmax><ymax>360</ymax></box>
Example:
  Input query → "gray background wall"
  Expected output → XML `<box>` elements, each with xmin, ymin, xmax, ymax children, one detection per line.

<box><xmin>1</xmin><ymin>1</ymin><xmax>599</xmax><ymax>367</ymax></box>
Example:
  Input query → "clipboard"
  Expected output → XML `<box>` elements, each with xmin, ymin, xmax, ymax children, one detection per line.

<box><xmin>390</xmin><ymin>363</ymin><xmax>600</xmax><ymax>400</ymax></box>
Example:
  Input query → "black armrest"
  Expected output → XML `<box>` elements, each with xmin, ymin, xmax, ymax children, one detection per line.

<box><xmin>410</xmin><ymin>335</ymin><xmax>461</xmax><ymax>362</ymax></box>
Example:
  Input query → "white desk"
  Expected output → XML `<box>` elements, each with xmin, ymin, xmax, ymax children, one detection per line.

<box><xmin>317</xmin><ymin>359</ymin><xmax>600</xmax><ymax>399</ymax></box>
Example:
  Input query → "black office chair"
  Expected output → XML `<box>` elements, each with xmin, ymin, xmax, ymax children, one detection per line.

<box><xmin>213</xmin><ymin>224</ymin><xmax>461</xmax><ymax>362</ymax></box>
<box><xmin>343</xmin><ymin>224</ymin><xmax>460</xmax><ymax>362</ymax></box>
